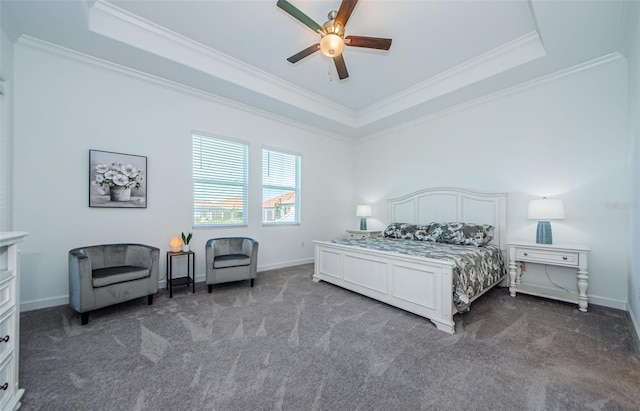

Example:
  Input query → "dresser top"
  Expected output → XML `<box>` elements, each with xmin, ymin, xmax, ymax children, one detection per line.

<box><xmin>508</xmin><ymin>240</ymin><xmax>590</xmax><ymax>252</ymax></box>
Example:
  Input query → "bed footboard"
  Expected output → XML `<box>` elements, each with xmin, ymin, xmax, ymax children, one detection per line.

<box><xmin>313</xmin><ymin>241</ymin><xmax>457</xmax><ymax>333</ymax></box>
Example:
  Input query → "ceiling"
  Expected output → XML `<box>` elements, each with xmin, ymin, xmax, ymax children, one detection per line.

<box><xmin>1</xmin><ymin>0</ymin><xmax>632</xmax><ymax>138</ymax></box>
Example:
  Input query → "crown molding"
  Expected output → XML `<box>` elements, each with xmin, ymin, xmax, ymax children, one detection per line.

<box><xmin>88</xmin><ymin>0</ymin><xmax>357</xmax><ymax>127</ymax></box>
<box><xmin>87</xmin><ymin>1</ymin><xmax>549</xmax><ymax>131</ymax></box>
<box><xmin>356</xmin><ymin>31</ymin><xmax>546</xmax><ymax>127</ymax></box>
<box><xmin>360</xmin><ymin>52</ymin><xmax>624</xmax><ymax>143</ymax></box>
<box><xmin>15</xmin><ymin>35</ymin><xmax>353</xmax><ymax>144</ymax></box>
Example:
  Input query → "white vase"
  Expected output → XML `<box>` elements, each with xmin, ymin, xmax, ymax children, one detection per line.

<box><xmin>182</xmin><ymin>244</ymin><xmax>190</xmax><ymax>252</ymax></box>
<box><xmin>110</xmin><ymin>186</ymin><xmax>131</xmax><ymax>202</ymax></box>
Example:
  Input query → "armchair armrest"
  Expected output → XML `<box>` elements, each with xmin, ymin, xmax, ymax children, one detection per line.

<box><xmin>68</xmin><ymin>248</ymin><xmax>95</xmax><ymax>311</ymax></box>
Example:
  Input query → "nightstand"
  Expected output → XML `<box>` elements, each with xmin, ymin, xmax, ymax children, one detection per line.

<box><xmin>507</xmin><ymin>241</ymin><xmax>590</xmax><ymax>312</ymax></box>
<box><xmin>345</xmin><ymin>229</ymin><xmax>382</xmax><ymax>239</ymax></box>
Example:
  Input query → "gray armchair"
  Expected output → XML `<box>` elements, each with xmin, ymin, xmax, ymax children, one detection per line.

<box><xmin>69</xmin><ymin>243</ymin><xmax>159</xmax><ymax>325</ymax></box>
<box><xmin>206</xmin><ymin>237</ymin><xmax>259</xmax><ymax>292</ymax></box>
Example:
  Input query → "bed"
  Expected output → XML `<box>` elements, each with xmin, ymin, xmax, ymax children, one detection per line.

<box><xmin>313</xmin><ymin>187</ymin><xmax>508</xmax><ymax>334</ymax></box>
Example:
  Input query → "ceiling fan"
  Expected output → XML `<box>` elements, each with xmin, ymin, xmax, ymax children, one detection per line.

<box><xmin>276</xmin><ymin>0</ymin><xmax>392</xmax><ymax>80</ymax></box>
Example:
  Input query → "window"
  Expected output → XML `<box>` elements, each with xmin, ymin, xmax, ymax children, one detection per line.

<box><xmin>192</xmin><ymin>134</ymin><xmax>248</xmax><ymax>226</ymax></box>
<box><xmin>262</xmin><ymin>148</ymin><xmax>301</xmax><ymax>224</ymax></box>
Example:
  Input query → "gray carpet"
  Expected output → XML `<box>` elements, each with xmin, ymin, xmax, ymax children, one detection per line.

<box><xmin>19</xmin><ymin>264</ymin><xmax>640</xmax><ymax>410</ymax></box>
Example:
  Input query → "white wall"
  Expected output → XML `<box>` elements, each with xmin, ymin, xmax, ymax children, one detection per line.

<box><xmin>12</xmin><ymin>39</ymin><xmax>355</xmax><ymax>311</ymax></box>
<box><xmin>0</xmin><ymin>26</ymin><xmax>14</xmax><ymax>232</ymax></box>
<box><xmin>627</xmin><ymin>2</ymin><xmax>640</xmax><ymax>343</ymax></box>
<box><xmin>354</xmin><ymin>58</ymin><xmax>630</xmax><ymax>309</ymax></box>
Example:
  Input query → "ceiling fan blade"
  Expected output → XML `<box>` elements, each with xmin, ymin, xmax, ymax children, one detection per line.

<box><xmin>334</xmin><ymin>0</ymin><xmax>358</xmax><ymax>31</ymax></box>
<box><xmin>345</xmin><ymin>35</ymin><xmax>392</xmax><ymax>50</ymax></box>
<box><xmin>276</xmin><ymin>0</ymin><xmax>323</xmax><ymax>33</ymax></box>
<box><xmin>333</xmin><ymin>54</ymin><xmax>349</xmax><ymax>80</ymax></box>
<box><xmin>287</xmin><ymin>44</ymin><xmax>320</xmax><ymax>63</ymax></box>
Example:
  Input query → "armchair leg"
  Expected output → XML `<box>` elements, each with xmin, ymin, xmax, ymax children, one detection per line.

<box><xmin>250</xmin><ymin>279</ymin><xmax>254</xmax><ymax>287</ymax></box>
<box><xmin>81</xmin><ymin>312</ymin><xmax>89</xmax><ymax>325</ymax></box>
<box><xmin>148</xmin><ymin>294</ymin><xmax>154</xmax><ymax>305</ymax></box>
<box><xmin>208</xmin><ymin>284</ymin><xmax>213</xmax><ymax>293</ymax></box>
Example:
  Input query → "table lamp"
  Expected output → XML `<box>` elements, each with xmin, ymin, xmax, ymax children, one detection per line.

<box><xmin>169</xmin><ymin>236</ymin><xmax>182</xmax><ymax>252</ymax></box>
<box><xmin>356</xmin><ymin>205</ymin><xmax>372</xmax><ymax>230</ymax></box>
<box><xmin>528</xmin><ymin>197</ymin><xmax>565</xmax><ymax>244</ymax></box>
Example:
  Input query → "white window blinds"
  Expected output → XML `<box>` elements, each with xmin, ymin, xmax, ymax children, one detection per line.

<box><xmin>192</xmin><ymin>134</ymin><xmax>248</xmax><ymax>226</ymax></box>
<box><xmin>262</xmin><ymin>148</ymin><xmax>300</xmax><ymax>224</ymax></box>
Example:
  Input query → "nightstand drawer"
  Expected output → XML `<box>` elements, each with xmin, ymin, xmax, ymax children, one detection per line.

<box><xmin>515</xmin><ymin>248</ymin><xmax>579</xmax><ymax>266</ymax></box>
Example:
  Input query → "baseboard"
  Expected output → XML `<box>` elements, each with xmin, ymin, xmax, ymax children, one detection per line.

<box><xmin>627</xmin><ymin>303</ymin><xmax>640</xmax><ymax>356</ymax></box>
<box><xmin>588</xmin><ymin>294</ymin><xmax>627</xmax><ymax>310</ymax></box>
<box><xmin>20</xmin><ymin>258</ymin><xmax>315</xmax><ymax>312</ymax></box>
<box><xmin>21</xmin><ymin>295</ymin><xmax>68</xmax><ymax>312</ymax></box>
<box><xmin>258</xmin><ymin>258</ymin><xmax>314</xmax><ymax>272</ymax></box>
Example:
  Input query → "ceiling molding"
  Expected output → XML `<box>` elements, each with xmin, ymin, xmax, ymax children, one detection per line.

<box><xmin>88</xmin><ymin>0</ymin><xmax>357</xmax><ymax>127</ymax></box>
<box><xmin>16</xmin><ymin>35</ymin><xmax>353</xmax><ymax>144</ymax></box>
<box><xmin>360</xmin><ymin>52</ymin><xmax>624</xmax><ymax>143</ymax></box>
<box><xmin>87</xmin><ymin>1</ymin><xmax>548</xmax><ymax>132</ymax></box>
<box><xmin>356</xmin><ymin>31</ymin><xmax>546</xmax><ymax>127</ymax></box>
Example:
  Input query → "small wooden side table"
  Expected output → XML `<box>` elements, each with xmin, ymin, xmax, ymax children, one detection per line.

<box><xmin>166</xmin><ymin>250</ymin><xmax>195</xmax><ymax>298</ymax></box>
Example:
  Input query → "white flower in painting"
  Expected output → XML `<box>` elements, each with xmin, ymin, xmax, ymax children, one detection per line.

<box><xmin>95</xmin><ymin>163</ymin><xmax>109</xmax><ymax>173</ymax></box>
<box><xmin>112</xmin><ymin>173</ymin><xmax>129</xmax><ymax>186</ymax></box>
<box><xmin>93</xmin><ymin>156</ymin><xmax>144</xmax><ymax>192</ymax></box>
<box><xmin>121</xmin><ymin>164</ymin><xmax>137</xmax><ymax>177</ymax></box>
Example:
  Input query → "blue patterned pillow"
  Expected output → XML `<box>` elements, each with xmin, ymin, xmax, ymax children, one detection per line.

<box><xmin>428</xmin><ymin>222</ymin><xmax>494</xmax><ymax>246</ymax></box>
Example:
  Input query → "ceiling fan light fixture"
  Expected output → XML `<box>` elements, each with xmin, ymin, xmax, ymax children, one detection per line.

<box><xmin>320</xmin><ymin>33</ymin><xmax>344</xmax><ymax>57</ymax></box>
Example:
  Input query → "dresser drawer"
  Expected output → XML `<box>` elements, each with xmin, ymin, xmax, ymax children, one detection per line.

<box><xmin>0</xmin><ymin>312</ymin><xmax>14</xmax><ymax>361</ymax></box>
<box><xmin>515</xmin><ymin>248</ymin><xmax>579</xmax><ymax>266</ymax></box>
<box><xmin>0</xmin><ymin>355</ymin><xmax>15</xmax><ymax>410</ymax></box>
<box><xmin>348</xmin><ymin>233</ymin><xmax>368</xmax><ymax>239</ymax></box>
<box><xmin>0</xmin><ymin>278</ymin><xmax>14</xmax><ymax>318</ymax></box>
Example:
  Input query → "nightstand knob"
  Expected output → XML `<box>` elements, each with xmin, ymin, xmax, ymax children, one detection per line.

<box><xmin>523</xmin><ymin>252</ymin><xmax>528</xmax><ymax>256</ymax></box>
<box><xmin>563</xmin><ymin>256</ymin><xmax>568</xmax><ymax>260</ymax></box>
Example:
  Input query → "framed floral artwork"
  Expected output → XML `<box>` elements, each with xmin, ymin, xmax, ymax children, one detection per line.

<box><xmin>89</xmin><ymin>149</ymin><xmax>147</xmax><ymax>208</ymax></box>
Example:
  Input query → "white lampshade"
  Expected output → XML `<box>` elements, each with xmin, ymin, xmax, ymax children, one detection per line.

<box><xmin>528</xmin><ymin>198</ymin><xmax>565</xmax><ymax>220</ymax></box>
<box><xmin>356</xmin><ymin>205</ymin><xmax>372</xmax><ymax>217</ymax></box>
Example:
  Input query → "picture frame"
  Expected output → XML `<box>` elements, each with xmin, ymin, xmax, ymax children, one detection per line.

<box><xmin>89</xmin><ymin>149</ymin><xmax>147</xmax><ymax>208</ymax></box>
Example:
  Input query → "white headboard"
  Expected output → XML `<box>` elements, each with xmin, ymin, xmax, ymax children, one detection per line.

<box><xmin>388</xmin><ymin>187</ymin><xmax>508</xmax><ymax>250</ymax></box>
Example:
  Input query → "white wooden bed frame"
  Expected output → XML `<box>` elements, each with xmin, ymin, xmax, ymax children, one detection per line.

<box><xmin>313</xmin><ymin>187</ymin><xmax>508</xmax><ymax>334</ymax></box>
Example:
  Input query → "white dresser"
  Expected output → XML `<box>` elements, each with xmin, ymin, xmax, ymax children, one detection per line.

<box><xmin>0</xmin><ymin>232</ymin><xmax>27</xmax><ymax>411</ymax></box>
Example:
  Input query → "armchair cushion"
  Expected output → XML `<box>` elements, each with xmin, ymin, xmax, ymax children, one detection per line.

<box><xmin>213</xmin><ymin>254</ymin><xmax>251</xmax><ymax>269</ymax></box>
<box><xmin>92</xmin><ymin>265</ymin><xmax>150</xmax><ymax>288</ymax></box>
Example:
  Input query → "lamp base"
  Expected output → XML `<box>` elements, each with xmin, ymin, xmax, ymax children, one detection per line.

<box><xmin>360</xmin><ymin>217</ymin><xmax>367</xmax><ymax>231</ymax></box>
<box><xmin>536</xmin><ymin>221</ymin><xmax>553</xmax><ymax>244</ymax></box>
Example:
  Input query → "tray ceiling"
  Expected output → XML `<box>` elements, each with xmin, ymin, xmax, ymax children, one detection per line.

<box><xmin>1</xmin><ymin>0</ymin><xmax>631</xmax><ymax>138</ymax></box>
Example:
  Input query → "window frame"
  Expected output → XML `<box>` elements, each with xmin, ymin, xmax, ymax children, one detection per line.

<box><xmin>261</xmin><ymin>146</ymin><xmax>301</xmax><ymax>226</ymax></box>
<box><xmin>192</xmin><ymin>133</ymin><xmax>249</xmax><ymax>228</ymax></box>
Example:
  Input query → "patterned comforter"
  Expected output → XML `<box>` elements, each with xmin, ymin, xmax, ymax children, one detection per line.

<box><xmin>330</xmin><ymin>237</ymin><xmax>506</xmax><ymax>313</ymax></box>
